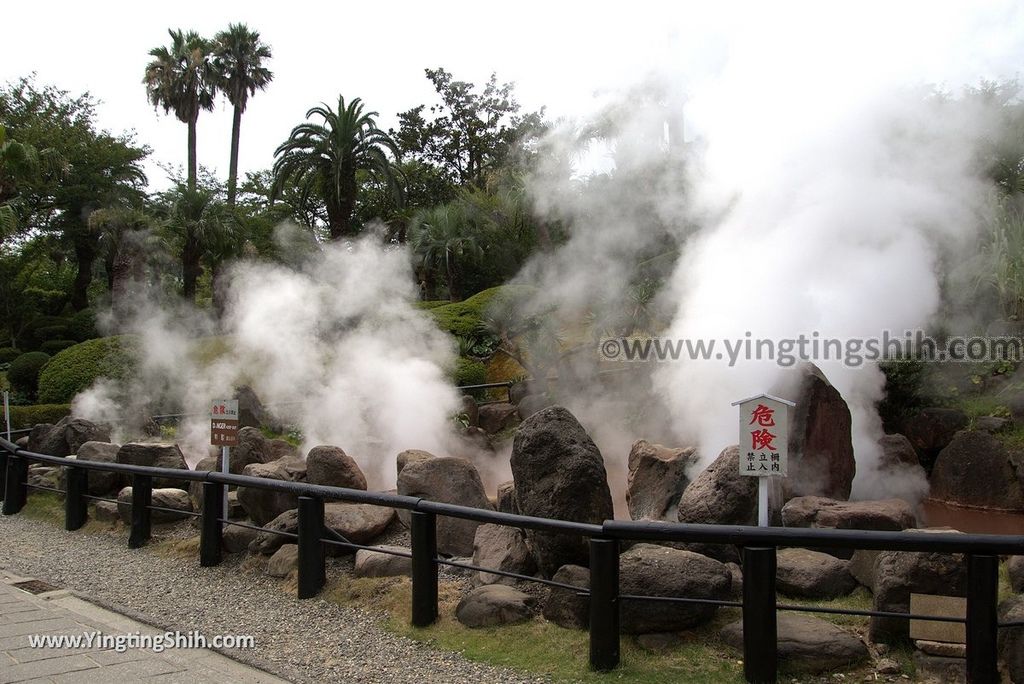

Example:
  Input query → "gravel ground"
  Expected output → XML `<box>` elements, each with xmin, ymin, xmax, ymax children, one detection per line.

<box><xmin>0</xmin><ymin>511</ymin><xmax>550</xmax><ymax>684</ymax></box>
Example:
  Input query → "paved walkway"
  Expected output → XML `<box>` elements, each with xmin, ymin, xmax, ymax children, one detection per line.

<box><xmin>0</xmin><ymin>571</ymin><xmax>287</xmax><ymax>684</ymax></box>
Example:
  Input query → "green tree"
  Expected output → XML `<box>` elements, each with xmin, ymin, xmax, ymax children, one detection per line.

<box><xmin>212</xmin><ymin>24</ymin><xmax>273</xmax><ymax>206</ymax></box>
<box><xmin>393</xmin><ymin>68</ymin><xmax>545</xmax><ymax>189</ymax></box>
<box><xmin>409</xmin><ymin>203</ymin><xmax>482</xmax><ymax>301</ymax></box>
<box><xmin>273</xmin><ymin>96</ymin><xmax>402</xmax><ymax>240</ymax></box>
<box><xmin>143</xmin><ymin>29</ymin><xmax>217</xmax><ymax>192</ymax></box>
<box><xmin>153</xmin><ymin>179</ymin><xmax>239</xmax><ymax>302</ymax></box>
<box><xmin>0</xmin><ymin>77</ymin><xmax>148</xmax><ymax>310</ymax></box>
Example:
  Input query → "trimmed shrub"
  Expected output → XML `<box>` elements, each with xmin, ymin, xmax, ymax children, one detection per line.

<box><xmin>19</xmin><ymin>315</ymin><xmax>70</xmax><ymax>350</ymax></box>
<box><xmin>8</xmin><ymin>352</ymin><xmax>51</xmax><ymax>397</ymax></box>
<box><xmin>0</xmin><ymin>347</ymin><xmax>22</xmax><ymax>364</ymax></box>
<box><xmin>40</xmin><ymin>339</ymin><xmax>78</xmax><ymax>355</ymax></box>
<box><xmin>429</xmin><ymin>287</ymin><xmax>506</xmax><ymax>338</ymax></box>
<box><xmin>454</xmin><ymin>357</ymin><xmax>488</xmax><ymax>387</ymax></box>
<box><xmin>8</xmin><ymin>404</ymin><xmax>71</xmax><ymax>430</ymax></box>
<box><xmin>69</xmin><ymin>308</ymin><xmax>99</xmax><ymax>342</ymax></box>
<box><xmin>37</xmin><ymin>335</ymin><xmax>139</xmax><ymax>405</ymax></box>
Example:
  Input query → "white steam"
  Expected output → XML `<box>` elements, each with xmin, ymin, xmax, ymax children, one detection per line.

<box><xmin>74</xmin><ymin>231</ymin><xmax>460</xmax><ymax>487</ymax></box>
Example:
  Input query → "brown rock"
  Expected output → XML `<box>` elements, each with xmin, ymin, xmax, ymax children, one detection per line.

<box><xmin>472</xmin><ymin>523</ymin><xmax>536</xmax><ymax>585</ymax></box>
<box><xmin>781</xmin><ymin>496</ymin><xmax>917</xmax><ymax>531</ymax></box>
<box><xmin>542</xmin><ymin>565</ymin><xmax>589</xmax><ymax>629</ymax></box>
<box><xmin>930</xmin><ymin>430</ymin><xmax>1024</xmax><ymax>511</ymax></box>
<box><xmin>478</xmin><ymin>402</ymin><xmax>520</xmax><ymax>435</ymax></box>
<box><xmin>626</xmin><ymin>440</ymin><xmax>697</xmax><ymax>522</ymax></box>
<box><xmin>305</xmin><ymin>445</ymin><xmax>367</xmax><ymax>490</ymax></box>
<box><xmin>511</xmin><ymin>407</ymin><xmax>613</xmax><ymax>576</ymax></box>
<box><xmin>397</xmin><ymin>456</ymin><xmax>492</xmax><ymax>556</ymax></box>
<box><xmin>721</xmin><ymin>613</ymin><xmax>869</xmax><ymax>674</ymax></box>
<box><xmin>776</xmin><ymin>363</ymin><xmax>855</xmax><ymax>501</ymax></box>
<box><xmin>236</xmin><ymin>456</ymin><xmax>307</xmax><ymax>526</ymax></box>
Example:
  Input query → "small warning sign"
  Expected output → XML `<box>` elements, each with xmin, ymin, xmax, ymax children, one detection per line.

<box><xmin>210</xmin><ymin>399</ymin><xmax>239</xmax><ymax>447</ymax></box>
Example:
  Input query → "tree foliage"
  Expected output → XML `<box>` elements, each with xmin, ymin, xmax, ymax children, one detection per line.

<box><xmin>273</xmin><ymin>96</ymin><xmax>402</xmax><ymax>240</ymax></box>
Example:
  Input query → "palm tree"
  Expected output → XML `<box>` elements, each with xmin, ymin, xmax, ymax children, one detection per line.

<box><xmin>409</xmin><ymin>203</ymin><xmax>481</xmax><ymax>301</ymax></box>
<box><xmin>162</xmin><ymin>183</ymin><xmax>238</xmax><ymax>302</ymax></box>
<box><xmin>143</xmin><ymin>29</ymin><xmax>217</xmax><ymax>192</ymax></box>
<box><xmin>212</xmin><ymin>24</ymin><xmax>273</xmax><ymax>207</ymax></box>
<box><xmin>273</xmin><ymin>96</ymin><xmax>402</xmax><ymax>240</ymax></box>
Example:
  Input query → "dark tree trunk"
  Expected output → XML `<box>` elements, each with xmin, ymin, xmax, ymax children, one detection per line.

<box><xmin>211</xmin><ymin>261</ymin><xmax>227</xmax><ymax>321</ymax></box>
<box><xmin>325</xmin><ymin>199</ymin><xmax>346</xmax><ymax>241</ymax></box>
<box><xmin>187</xmin><ymin>116</ymin><xmax>198</xmax><ymax>193</ymax></box>
<box><xmin>182</xmin><ymin>229</ymin><xmax>202</xmax><ymax>301</ymax></box>
<box><xmin>227</xmin><ymin>105</ymin><xmax>242</xmax><ymax>207</ymax></box>
<box><xmin>446</xmin><ymin>251</ymin><xmax>460</xmax><ymax>302</ymax></box>
<box><xmin>70</xmin><ymin>231</ymin><xmax>97</xmax><ymax>311</ymax></box>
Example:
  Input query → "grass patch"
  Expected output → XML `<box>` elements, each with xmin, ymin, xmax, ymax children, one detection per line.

<box><xmin>777</xmin><ymin>587</ymin><xmax>873</xmax><ymax>629</ymax></box>
<box><xmin>20</xmin><ymin>491</ymin><xmax>64</xmax><ymax>523</ymax></box>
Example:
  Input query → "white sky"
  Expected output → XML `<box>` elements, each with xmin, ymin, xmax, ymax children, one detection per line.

<box><xmin>3</xmin><ymin>1</ymin><xmax>1022</xmax><ymax>190</ymax></box>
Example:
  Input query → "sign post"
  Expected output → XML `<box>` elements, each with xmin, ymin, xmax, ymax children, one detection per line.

<box><xmin>210</xmin><ymin>399</ymin><xmax>239</xmax><ymax>527</ymax></box>
<box><xmin>732</xmin><ymin>394</ymin><xmax>794</xmax><ymax>527</ymax></box>
<box><xmin>3</xmin><ymin>391</ymin><xmax>9</xmax><ymax>441</ymax></box>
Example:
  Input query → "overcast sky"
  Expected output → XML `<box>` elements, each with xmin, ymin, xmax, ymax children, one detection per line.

<box><xmin>3</xmin><ymin>1</ymin><xmax>1022</xmax><ymax>191</ymax></box>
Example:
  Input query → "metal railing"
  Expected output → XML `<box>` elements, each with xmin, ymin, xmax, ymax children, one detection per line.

<box><xmin>1</xmin><ymin>436</ymin><xmax>1022</xmax><ymax>684</ymax></box>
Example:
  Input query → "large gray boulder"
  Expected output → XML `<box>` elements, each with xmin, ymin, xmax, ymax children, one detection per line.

<box><xmin>619</xmin><ymin>544</ymin><xmax>731</xmax><ymax>634</ymax></box>
<box><xmin>74</xmin><ymin>441</ymin><xmax>122</xmax><ymax>495</ymax></box>
<box><xmin>677</xmin><ymin>445</ymin><xmax>757</xmax><ymax>526</ymax></box>
<box><xmin>902</xmin><ymin>407</ymin><xmax>969</xmax><ymax>471</ymax></box>
<box><xmin>236</xmin><ymin>456</ymin><xmax>307</xmax><ymax>526</ymax></box>
<box><xmin>267</xmin><ymin>544</ymin><xmax>298</xmax><ymax>578</ymax></box>
<box><xmin>869</xmin><ymin>530</ymin><xmax>968</xmax><ymax>643</ymax></box>
<box><xmin>34</xmin><ymin>417</ymin><xmax>110</xmax><ymax>457</ymax></box>
<box><xmin>721</xmin><ymin>614</ymin><xmax>869</xmax><ymax>674</ymax></box>
<box><xmin>542</xmin><ymin>565</ymin><xmax>589</xmax><ymax>629</ymax></box>
<box><xmin>626</xmin><ymin>440</ymin><xmax>697</xmax><ymax>522</ymax></box>
<box><xmin>472</xmin><ymin>523</ymin><xmax>536</xmax><ymax>585</ymax></box>
<box><xmin>223</xmin><ymin>521</ymin><xmax>259</xmax><ymax>553</ymax></box>
<box><xmin>250</xmin><ymin>502</ymin><xmax>394</xmax><ymax>556</ymax></box>
<box><xmin>396</xmin><ymin>449</ymin><xmax>434</xmax><ymax>477</ymax></box>
<box><xmin>998</xmin><ymin>596</ymin><xmax>1024</xmax><ymax>683</ymax></box>
<box><xmin>510</xmin><ymin>407</ymin><xmax>614</xmax><ymax>577</ymax></box>
<box><xmin>1009</xmin><ymin>556</ymin><xmax>1024</xmax><ymax>593</ymax></box>
<box><xmin>495</xmin><ymin>481</ymin><xmax>518</xmax><ymax>514</ymax></box>
<box><xmin>117</xmin><ymin>487</ymin><xmax>193</xmax><ymax>523</ymax></box>
<box><xmin>305</xmin><ymin>445</ymin><xmax>367</xmax><ymax>490</ymax></box>
<box><xmin>775</xmin><ymin>364</ymin><xmax>855</xmax><ymax>501</ymax></box>
<box><xmin>456</xmin><ymin>585</ymin><xmax>537</xmax><ymax>628</ymax></box>
<box><xmin>27</xmin><ymin>423</ymin><xmax>54</xmax><ymax>453</ymax></box>
<box><xmin>781</xmin><ymin>496</ymin><xmax>917</xmax><ymax>531</ymax></box>
<box><xmin>353</xmin><ymin>546</ymin><xmax>413</xmax><ymax>578</ymax></box>
<box><xmin>776</xmin><ymin>548</ymin><xmax>857</xmax><ymax>599</ymax></box>
<box><xmin>396</xmin><ymin>456</ymin><xmax>492</xmax><ymax>556</ymax></box>
<box><xmin>478</xmin><ymin>402</ymin><xmax>520</xmax><ymax>435</ymax></box>
<box><xmin>115</xmin><ymin>443</ymin><xmax>189</xmax><ymax>488</ymax></box>
<box><xmin>930</xmin><ymin>430</ymin><xmax>1024</xmax><ymax>511</ymax></box>
<box><xmin>221</xmin><ymin>427</ymin><xmax>278</xmax><ymax>474</ymax></box>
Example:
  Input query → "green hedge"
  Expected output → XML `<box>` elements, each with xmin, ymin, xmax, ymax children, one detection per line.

<box><xmin>37</xmin><ymin>335</ymin><xmax>139</xmax><ymax>405</ymax></box>
<box><xmin>429</xmin><ymin>287</ymin><xmax>506</xmax><ymax>337</ymax></box>
<box><xmin>68</xmin><ymin>308</ymin><xmax>98</xmax><ymax>342</ymax></box>
<box><xmin>8</xmin><ymin>352</ymin><xmax>50</xmax><ymax>396</ymax></box>
<box><xmin>40</xmin><ymin>339</ymin><xmax>78</xmax><ymax>355</ymax></box>
<box><xmin>20</xmin><ymin>316</ymin><xmax>70</xmax><ymax>350</ymax></box>
<box><xmin>453</xmin><ymin>357</ymin><xmax>487</xmax><ymax>387</ymax></box>
<box><xmin>0</xmin><ymin>347</ymin><xmax>22</xmax><ymax>364</ymax></box>
<box><xmin>8</xmin><ymin>404</ymin><xmax>71</xmax><ymax>430</ymax></box>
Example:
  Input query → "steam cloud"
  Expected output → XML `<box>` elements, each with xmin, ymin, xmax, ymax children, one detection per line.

<box><xmin>75</xmin><ymin>229</ymin><xmax>461</xmax><ymax>487</ymax></box>
<box><xmin>73</xmin><ymin>3</ymin><xmax>1024</xmax><ymax>507</ymax></box>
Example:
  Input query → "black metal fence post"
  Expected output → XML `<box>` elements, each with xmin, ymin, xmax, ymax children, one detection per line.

<box><xmin>966</xmin><ymin>553</ymin><xmax>998</xmax><ymax>683</ymax></box>
<box><xmin>297</xmin><ymin>495</ymin><xmax>325</xmax><ymax>599</ymax></box>
<box><xmin>410</xmin><ymin>510</ymin><xmax>438</xmax><ymax>627</ymax></box>
<box><xmin>64</xmin><ymin>464</ymin><xmax>88</xmax><ymax>531</ymax></box>
<box><xmin>128</xmin><ymin>474</ymin><xmax>152</xmax><ymax>549</ymax></box>
<box><xmin>0</xmin><ymin>451</ymin><xmax>7</xmax><ymax>500</ymax></box>
<box><xmin>200</xmin><ymin>482</ymin><xmax>224</xmax><ymax>567</ymax></box>
<box><xmin>589</xmin><ymin>537</ymin><xmax>620</xmax><ymax>671</ymax></box>
<box><xmin>742</xmin><ymin>546</ymin><xmax>778</xmax><ymax>684</ymax></box>
<box><xmin>2</xmin><ymin>454</ymin><xmax>26</xmax><ymax>515</ymax></box>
